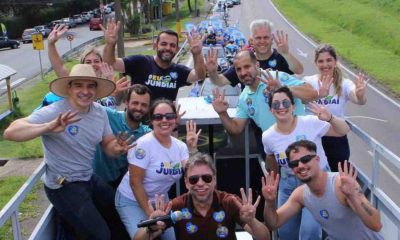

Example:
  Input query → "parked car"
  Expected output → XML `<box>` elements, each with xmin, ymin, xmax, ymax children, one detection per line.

<box><xmin>89</xmin><ymin>17</ymin><xmax>102</xmax><ymax>31</ymax></box>
<box><xmin>22</xmin><ymin>28</ymin><xmax>40</xmax><ymax>43</ymax></box>
<box><xmin>62</xmin><ymin>18</ymin><xmax>76</xmax><ymax>28</ymax></box>
<box><xmin>0</xmin><ymin>36</ymin><xmax>20</xmax><ymax>49</ymax></box>
<box><xmin>232</xmin><ymin>0</ymin><xmax>241</xmax><ymax>4</ymax></box>
<box><xmin>34</xmin><ymin>25</ymin><xmax>52</xmax><ymax>38</ymax></box>
<box><xmin>50</xmin><ymin>20</ymin><xmax>63</xmax><ymax>28</ymax></box>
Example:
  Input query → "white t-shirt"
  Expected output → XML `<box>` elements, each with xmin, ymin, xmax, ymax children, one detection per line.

<box><xmin>303</xmin><ymin>74</ymin><xmax>355</xmax><ymax>118</ymax></box>
<box><xmin>118</xmin><ymin>132</ymin><xmax>189</xmax><ymax>201</ymax></box>
<box><xmin>262</xmin><ymin>115</ymin><xmax>330</xmax><ymax>175</ymax></box>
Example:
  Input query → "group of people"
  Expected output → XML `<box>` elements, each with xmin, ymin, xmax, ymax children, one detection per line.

<box><xmin>3</xmin><ymin>13</ymin><xmax>382</xmax><ymax>240</ymax></box>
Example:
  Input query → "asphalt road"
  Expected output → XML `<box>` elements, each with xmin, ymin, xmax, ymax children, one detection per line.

<box><xmin>225</xmin><ymin>0</ymin><xmax>400</xmax><ymax>205</ymax></box>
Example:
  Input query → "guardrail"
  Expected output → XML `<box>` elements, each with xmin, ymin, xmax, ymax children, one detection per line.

<box><xmin>1</xmin><ymin>119</ymin><xmax>399</xmax><ymax>239</ymax></box>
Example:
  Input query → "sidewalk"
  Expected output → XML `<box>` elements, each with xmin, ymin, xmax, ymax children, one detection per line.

<box><xmin>0</xmin><ymin>158</ymin><xmax>43</xmax><ymax>178</ymax></box>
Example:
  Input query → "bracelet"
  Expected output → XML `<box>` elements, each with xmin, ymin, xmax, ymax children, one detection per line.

<box><xmin>327</xmin><ymin>114</ymin><xmax>334</xmax><ymax>122</ymax></box>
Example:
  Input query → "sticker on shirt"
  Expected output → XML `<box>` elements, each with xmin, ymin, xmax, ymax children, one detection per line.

<box><xmin>145</xmin><ymin>74</ymin><xmax>177</xmax><ymax>88</ymax></box>
<box><xmin>135</xmin><ymin>148</ymin><xmax>146</xmax><ymax>159</ymax></box>
<box><xmin>181</xmin><ymin>208</ymin><xmax>192</xmax><ymax>220</ymax></box>
<box><xmin>296</xmin><ymin>135</ymin><xmax>306</xmax><ymax>141</ymax></box>
<box><xmin>246</xmin><ymin>97</ymin><xmax>253</xmax><ymax>106</ymax></box>
<box><xmin>275</xmin><ymin>152</ymin><xmax>288</xmax><ymax>167</ymax></box>
<box><xmin>316</xmin><ymin>96</ymin><xmax>340</xmax><ymax>105</ymax></box>
<box><xmin>213</xmin><ymin>210</ymin><xmax>226</xmax><ymax>223</ymax></box>
<box><xmin>156</xmin><ymin>161</ymin><xmax>183</xmax><ymax>175</ymax></box>
<box><xmin>170</xmin><ymin>72</ymin><xmax>178</xmax><ymax>79</ymax></box>
<box><xmin>247</xmin><ymin>107</ymin><xmax>255</xmax><ymax>116</ymax></box>
<box><xmin>268</xmin><ymin>59</ymin><xmax>277</xmax><ymax>68</ymax></box>
<box><xmin>216</xmin><ymin>226</ymin><xmax>229</xmax><ymax>238</ymax></box>
<box><xmin>67</xmin><ymin>125</ymin><xmax>79</xmax><ymax>136</ymax></box>
<box><xmin>320</xmin><ymin>209</ymin><xmax>329</xmax><ymax>219</ymax></box>
<box><xmin>185</xmin><ymin>222</ymin><xmax>198</xmax><ymax>234</ymax></box>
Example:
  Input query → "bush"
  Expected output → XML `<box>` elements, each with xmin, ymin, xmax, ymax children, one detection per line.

<box><xmin>126</xmin><ymin>15</ymin><xmax>141</xmax><ymax>36</ymax></box>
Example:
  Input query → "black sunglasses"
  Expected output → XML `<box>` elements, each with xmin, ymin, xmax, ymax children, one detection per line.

<box><xmin>152</xmin><ymin>113</ymin><xmax>177</xmax><ymax>121</ymax></box>
<box><xmin>188</xmin><ymin>174</ymin><xmax>213</xmax><ymax>185</ymax></box>
<box><xmin>271</xmin><ymin>99</ymin><xmax>292</xmax><ymax>110</ymax></box>
<box><xmin>288</xmin><ymin>154</ymin><xmax>316</xmax><ymax>169</ymax></box>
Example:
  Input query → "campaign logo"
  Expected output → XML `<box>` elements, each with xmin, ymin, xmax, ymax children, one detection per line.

<box><xmin>276</xmin><ymin>152</ymin><xmax>288</xmax><ymax>167</ymax></box>
<box><xmin>320</xmin><ymin>209</ymin><xmax>329</xmax><ymax>219</ymax></box>
<box><xmin>216</xmin><ymin>226</ymin><xmax>229</xmax><ymax>238</ymax></box>
<box><xmin>296</xmin><ymin>135</ymin><xmax>306</xmax><ymax>141</ymax></box>
<box><xmin>248</xmin><ymin>107</ymin><xmax>255</xmax><ymax>116</ymax></box>
<box><xmin>213</xmin><ymin>210</ymin><xmax>225</xmax><ymax>223</ymax></box>
<box><xmin>135</xmin><ymin>148</ymin><xmax>146</xmax><ymax>159</ymax></box>
<box><xmin>181</xmin><ymin>208</ymin><xmax>192</xmax><ymax>220</ymax></box>
<box><xmin>170</xmin><ymin>72</ymin><xmax>178</xmax><ymax>80</ymax></box>
<box><xmin>67</xmin><ymin>125</ymin><xmax>79</xmax><ymax>136</ymax></box>
<box><xmin>185</xmin><ymin>222</ymin><xmax>198</xmax><ymax>234</ymax></box>
<box><xmin>268</xmin><ymin>59</ymin><xmax>277</xmax><ymax>68</ymax></box>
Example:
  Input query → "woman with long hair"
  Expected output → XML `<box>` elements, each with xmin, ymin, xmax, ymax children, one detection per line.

<box><xmin>303</xmin><ymin>44</ymin><xmax>368</xmax><ymax>171</ymax></box>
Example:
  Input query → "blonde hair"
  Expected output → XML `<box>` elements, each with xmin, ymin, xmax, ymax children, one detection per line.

<box><xmin>79</xmin><ymin>46</ymin><xmax>102</xmax><ymax>64</ymax></box>
<box><xmin>315</xmin><ymin>44</ymin><xmax>343</xmax><ymax>97</ymax></box>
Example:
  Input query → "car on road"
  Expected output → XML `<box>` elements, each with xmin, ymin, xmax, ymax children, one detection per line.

<box><xmin>34</xmin><ymin>25</ymin><xmax>52</xmax><ymax>38</ymax></box>
<box><xmin>22</xmin><ymin>28</ymin><xmax>40</xmax><ymax>43</ymax></box>
<box><xmin>232</xmin><ymin>0</ymin><xmax>241</xmax><ymax>4</ymax></box>
<box><xmin>89</xmin><ymin>17</ymin><xmax>103</xmax><ymax>31</ymax></box>
<box><xmin>62</xmin><ymin>18</ymin><xmax>76</xmax><ymax>28</ymax></box>
<box><xmin>0</xmin><ymin>36</ymin><xmax>20</xmax><ymax>49</ymax></box>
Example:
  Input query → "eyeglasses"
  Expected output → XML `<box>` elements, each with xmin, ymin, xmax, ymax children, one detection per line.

<box><xmin>152</xmin><ymin>113</ymin><xmax>177</xmax><ymax>121</ymax></box>
<box><xmin>188</xmin><ymin>174</ymin><xmax>213</xmax><ymax>185</ymax></box>
<box><xmin>271</xmin><ymin>99</ymin><xmax>292</xmax><ymax>110</ymax></box>
<box><xmin>288</xmin><ymin>154</ymin><xmax>316</xmax><ymax>168</ymax></box>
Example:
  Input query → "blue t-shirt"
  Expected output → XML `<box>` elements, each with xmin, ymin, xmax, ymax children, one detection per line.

<box><xmin>223</xmin><ymin>48</ymin><xmax>294</xmax><ymax>88</ymax></box>
<box><xmin>123</xmin><ymin>55</ymin><xmax>192</xmax><ymax>101</ymax></box>
<box><xmin>93</xmin><ymin>107</ymin><xmax>151</xmax><ymax>184</ymax></box>
<box><xmin>236</xmin><ymin>70</ymin><xmax>305</xmax><ymax>131</ymax></box>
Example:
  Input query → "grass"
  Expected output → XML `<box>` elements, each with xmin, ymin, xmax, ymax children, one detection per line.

<box><xmin>273</xmin><ymin>0</ymin><xmax>400</xmax><ymax>94</ymax></box>
<box><xmin>0</xmin><ymin>176</ymin><xmax>42</xmax><ymax>239</ymax></box>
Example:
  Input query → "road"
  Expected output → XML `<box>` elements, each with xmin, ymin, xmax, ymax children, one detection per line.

<box><xmin>225</xmin><ymin>0</ymin><xmax>399</xmax><ymax>205</ymax></box>
<box><xmin>0</xmin><ymin>24</ymin><xmax>103</xmax><ymax>84</ymax></box>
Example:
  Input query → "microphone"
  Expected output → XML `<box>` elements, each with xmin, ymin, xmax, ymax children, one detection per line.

<box><xmin>137</xmin><ymin>211</ymin><xmax>183</xmax><ymax>228</ymax></box>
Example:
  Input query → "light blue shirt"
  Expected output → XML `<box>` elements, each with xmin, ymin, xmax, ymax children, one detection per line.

<box><xmin>93</xmin><ymin>108</ymin><xmax>151</xmax><ymax>184</ymax></box>
<box><xmin>236</xmin><ymin>70</ymin><xmax>306</xmax><ymax>131</ymax></box>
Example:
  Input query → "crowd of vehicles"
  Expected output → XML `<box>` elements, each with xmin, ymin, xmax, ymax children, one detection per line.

<box><xmin>0</xmin><ymin>36</ymin><xmax>20</xmax><ymax>49</ymax></box>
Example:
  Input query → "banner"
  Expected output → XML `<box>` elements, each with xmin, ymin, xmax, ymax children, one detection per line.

<box><xmin>1</xmin><ymin>23</ymin><xmax>7</xmax><ymax>37</ymax></box>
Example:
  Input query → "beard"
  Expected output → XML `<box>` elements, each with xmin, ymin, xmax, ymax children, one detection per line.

<box><xmin>157</xmin><ymin>49</ymin><xmax>176</xmax><ymax>63</ymax></box>
<box><xmin>127</xmin><ymin>109</ymin><xmax>146</xmax><ymax>122</ymax></box>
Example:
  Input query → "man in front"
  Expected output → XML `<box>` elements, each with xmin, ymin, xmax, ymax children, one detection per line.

<box><xmin>102</xmin><ymin>19</ymin><xmax>206</xmax><ymax>101</ymax></box>
<box><xmin>3</xmin><ymin>64</ymin><xmax>133</xmax><ymax>240</ymax></box>
<box><xmin>134</xmin><ymin>153</ymin><xmax>270</xmax><ymax>240</ymax></box>
<box><xmin>262</xmin><ymin>140</ymin><xmax>383</xmax><ymax>240</ymax></box>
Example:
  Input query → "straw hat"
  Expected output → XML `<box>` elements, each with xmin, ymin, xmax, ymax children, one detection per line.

<box><xmin>50</xmin><ymin>64</ymin><xmax>116</xmax><ymax>99</ymax></box>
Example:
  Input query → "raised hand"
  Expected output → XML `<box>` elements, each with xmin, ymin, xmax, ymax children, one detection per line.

<box><xmin>99</xmin><ymin>62</ymin><xmax>115</xmax><ymax>80</ymax></box>
<box><xmin>48</xmin><ymin>24</ymin><xmax>68</xmax><ymax>45</ymax></box>
<box><xmin>261</xmin><ymin>171</ymin><xmax>279</xmax><ymax>203</ymax></box>
<box><xmin>112</xmin><ymin>76</ymin><xmax>131</xmax><ymax>96</ymax></box>
<box><xmin>205</xmin><ymin>47</ymin><xmax>219</xmax><ymax>74</ymax></box>
<box><xmin>175</xmin><ymin>103</ymin><xmax>187</xmax><ymax>128</ymax></box>
<box><xmin>146</xmin><ymin>194</ymin><xmax>172</xmax><ymax>237</ymax></box>
<box><xmin>186</xmin><ymin>120</ymin><xmax>202</xmax><ymax>151</ymax></box>
<box><xmin>100</xmin><ymin>18</ymin><xmax>121</xmax><ymax>45</ymax></box>
<box><xmin>355</xmin><ymin>72</ymin><xmax>368</xmax><ymax>100</ymax></box>
<box><xmin>273</xmin><ymin>30</ymin><xmax>289</xmax><ymax>55</ymax></box>
<box><xmin>308</xmin><ymin>102</ymin><xmax>332</xmax><ymax>121</ymax></box>
<box><xmin>115</xmin><ymin>131</ymin><xmax>136</xmax><ymax>155</ymax></box>
<box><xmin>47</xmin><ymin>111</ymin><xmax>81</xmax><ymax>133</ymax></box>
<box><xmin>187</xmin><ymin>30</ymin><xmax>204</xmax><ymax>56</ymax></box>
<box><xmin>212</xmin><ymin>88</ymin><xmax>229</xmax><ymax>113</ymax></box>
<box><xmin>233</xmin><ymin>188</ymin><xmax>261</xmax><ymax>224</ymax></box>
<box><xmin>259</xmin><ymin>70</ymin><xmax>281</xmax><ymax>94</ymax></box>
<box><xmin>338</xmin><ymin>160</ymin><xmax>359</xmax><ymax>198</ymax></box>
<box><xmin>318</xmin><ymin>74</ymin><xmax>333</xmax><ymax>98</ymax></box>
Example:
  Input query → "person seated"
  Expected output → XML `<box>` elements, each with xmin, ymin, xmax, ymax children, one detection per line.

<box><xmin>134</xmin><ymin>153</ymin><xmax>270</xmax><ymax>240</ymax></box>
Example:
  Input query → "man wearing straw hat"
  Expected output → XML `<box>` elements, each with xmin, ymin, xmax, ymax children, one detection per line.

<box><xmin>4</xmin><ymin>64</ymin><xmax>134</xmax><ymax>240</ymax></box>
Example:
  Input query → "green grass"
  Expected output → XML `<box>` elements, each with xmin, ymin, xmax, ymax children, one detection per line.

<box><xmin>0</xmin><ymin>176</ymin><xmax>42</xmax><ymax>239</ymax></box>
<box><xmin>273</xmin><ymin>0</ymin><xmax>400</xmax><ymax>94</ymax></box>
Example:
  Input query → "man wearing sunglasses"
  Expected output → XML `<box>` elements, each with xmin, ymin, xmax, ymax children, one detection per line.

<box><xmin>262</xmin><ymin>140</ymin><xmax>383</xmax><ymax>240</ymax></box>
<box><xmin>135</xmin><ymin>153</ymin><xmax>270</xmax><ymax>240</ymax></box>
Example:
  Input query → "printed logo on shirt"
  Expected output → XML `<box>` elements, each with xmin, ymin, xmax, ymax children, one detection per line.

<box><xmin>156</xmin><ymin>161</ymin><xmax>183</xmax><ymax>175</ymax></box>
<box><xmin>275</xmin><ymin>152</ymin><xmax>288</xmax><ymax>167</ymax></box>
<box><xmin>296</xmin><ymin>135</ymin><xmax>307</xmax><ymax>141</ymax></box>
<box><xmin>135</xmin><ymin>148</ymin><xmax>146</xmax><ymax>159</ymax></box>
<box><xmin>170</xmin><ymin>72</ymin><xmax>178</xmax><ymax>79</ymax></box>
<box><xmin>144</xmin><ymin>74</ymin><xmax>177</xmax><ymax>89</ymax></box>
<box><xmin>67</xmin><ymin>125</ymin><xmax>79</xmax><ymax>136</ymax></box>
<box><xmin>186</xmin><ymin>222</ymin><xmax>198</xmax><ymax>234</ymax></box>
<box><xmin>320</xmin><ymin>209</ymin><xmax>329</xmax><ymax>219</ymax></box>
<box><xmin>268</xmin><ymin>59</ymin><xmax>277</xmax><ymax>68</ymax></box>
<box><xmin>316</xmin><ymin>96</ymin><xmax>340</xmax><ymax>105</ymax></box>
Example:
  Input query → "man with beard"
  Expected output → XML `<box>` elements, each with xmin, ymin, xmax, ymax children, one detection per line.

<box><xmin>134</xmin><ymin>153</ymin><xmax>270</xmax><ymax>240</ymax></box>
<box><xmin>102</xmin><ymin>19</ymin><xmax>206</xmax><ymax>101</ymax></box>
<box><xmin>262</xmin><ymin>140</ymin><xmax>383</xmax><ymax>240</ymax></box>
<box><xmin>93</xmin><ymin>84</ymin><xmax>152</xmax><ymax>189</ymax></box>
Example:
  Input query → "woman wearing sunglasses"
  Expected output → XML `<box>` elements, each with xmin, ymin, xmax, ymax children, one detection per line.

<box><xmin>115</xmin><ymin>99</ymin><xmax>200</xmax><ymax>240</ymax></box>
<box><xmin>303</xmin><ymin>44</ymin><xmax>368</xmax><ymax>172</ymax></box>
<box><xmin>261</xmin><ymin>86</ymin><xmax>350</xmax><ymax>240</ymax></box>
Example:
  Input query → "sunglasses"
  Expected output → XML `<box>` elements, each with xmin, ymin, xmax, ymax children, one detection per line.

<box><xmin>271</xmin><ymin>99</ymin><xmax>292</xmax><ymax>110</ymax></box>
<box><xmin>188</xmin><ymin>174</ymin><xmax>213</xmax><ymax>185</ymax></box>
<box><xmin>288</xmin><ymin>154</ymin><xmax>316</xmax><ymax>169</ymax></box>
<box><xmin>152</xmin><ymin>113</ymin><xmax>177</xmax><ymax>121</ymax></box>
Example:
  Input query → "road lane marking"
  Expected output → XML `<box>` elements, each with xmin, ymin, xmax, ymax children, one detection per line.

<box><xmin>367</xmin><ymin>151</ymin><xmax>400</xmax><ymax>185</ymax></box>
<box><xmin>296</xmin><ymin>48</ymin><xmax>308</xmax><ymax>58</ymax></box>
<box><xmin>345</xmin><ymin>116</ymin><xmax>388</xmax><ymax>122</ymax></box>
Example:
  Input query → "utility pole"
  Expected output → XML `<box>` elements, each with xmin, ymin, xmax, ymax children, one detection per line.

<box><xmin>115</xmin><ymin>0</ymin><xmax>125</xmax><ymax>58</ymax></box>
<box><xmin>175</xmin><ymin>0</ymin><xmax>181</xmax><ymax>38</ymax></box>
